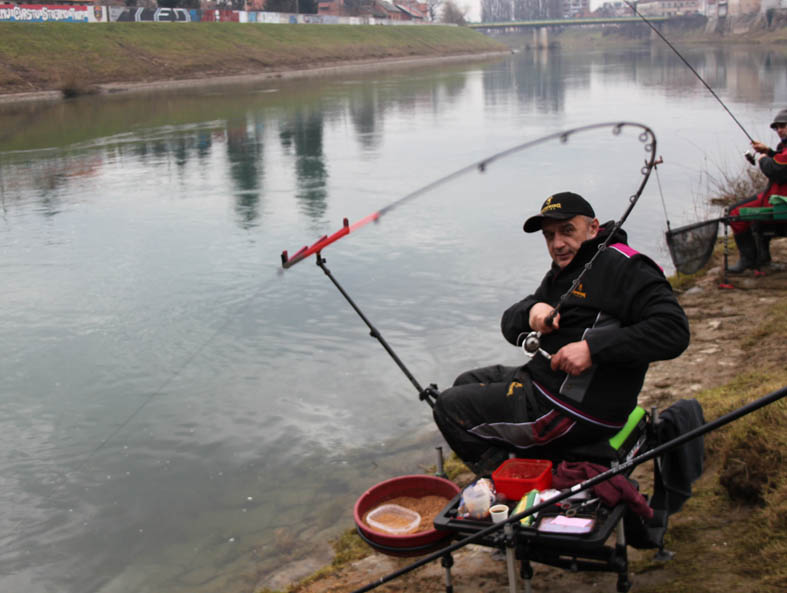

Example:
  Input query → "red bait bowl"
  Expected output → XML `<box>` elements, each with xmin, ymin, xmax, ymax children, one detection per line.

<box><xmin>353</xmin><ymin>474</ymin><xmax>459</xmax><ymax>557</ymax></box>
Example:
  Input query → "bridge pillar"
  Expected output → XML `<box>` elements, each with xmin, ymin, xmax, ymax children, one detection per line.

<box><xmin>539</xmin><ymin>27</ymin><xmax>549</xmax><ymax>48</ymax></box>
<box><xmin>531</xmin><ymin>27</ymin><xmax>549</xmax><ymax>49</ymax></box>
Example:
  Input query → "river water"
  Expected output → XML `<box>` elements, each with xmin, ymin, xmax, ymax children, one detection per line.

<box><xmin>1</xmin><ymin>43</ymin><xmax>784</xmax><ymax>593</ymax></box>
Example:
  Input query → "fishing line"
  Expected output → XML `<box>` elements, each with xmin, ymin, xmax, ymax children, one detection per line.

<box><xmin>654</xmin><ymin>160</ymin><xmax>671</xmax><ymax>231</ymax></box>
<box><xmin>529</xmin><ymin>124</ymin><xmax>657</xmax><ymax>339</ymax></box>
<box><xmin>623</xmin><ymin>0</ymin><xmax>754</xmax><ymax>143</ymax></box>
<box><xmin>7</xmin><ymin>263</ymin><xmax>284</xmax><ymax>539</ymax></box>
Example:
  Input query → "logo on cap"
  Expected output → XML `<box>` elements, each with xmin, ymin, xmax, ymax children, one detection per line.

<box><xmin>541</xmin><ymin>195</ymin><xmax>562</xmax><ymax>213</ymax></box>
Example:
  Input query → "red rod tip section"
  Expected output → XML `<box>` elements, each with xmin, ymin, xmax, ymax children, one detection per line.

<box><xmin>280</xmin><ymin>211</ymin><xmax>381</xmax><ymax>269</ymax></box>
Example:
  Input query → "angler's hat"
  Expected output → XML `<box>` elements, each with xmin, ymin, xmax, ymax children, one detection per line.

<box><xmin>523</xmin><ymin>192</ymin><xmax>595</xmax><ymax>233</ymax></box>
<box><xmin>770</xmin><ymin>108</ymin><xmax>787</xmax><ymax>129</ymax></box>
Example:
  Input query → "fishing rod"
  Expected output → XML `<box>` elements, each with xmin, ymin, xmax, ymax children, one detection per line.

<box><xmin>622</xmin><ymin>0</ymin><xmax>754</xmax><ymax>143</ymax></box>
<box><xmin>280</xmin><ymin>121</ymin><xmax>655</xmax><ymax>269</ymax></box>
<box><xmin>349</xmin><ymin>384</ymin><xmax>787</xmax><ymax>593</ymax></box>
<box><xmin>524</xmin><ymin>123</ymin><xmax>657</xmax><ymax>353</ymax></box>
<box><xmin>282</xmin><ymin>122</ymin><xmax>659</xmax><ymax>366</ymax></box>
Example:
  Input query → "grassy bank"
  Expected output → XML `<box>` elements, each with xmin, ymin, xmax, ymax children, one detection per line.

<box><xmin>0</xmin><ymin>22</ymin><xmax>507</xmax><ymax>96</ymax></box>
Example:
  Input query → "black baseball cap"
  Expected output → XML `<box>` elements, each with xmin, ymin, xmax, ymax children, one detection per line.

<box><xmin>523</xmin><ymin>192</ymin><xmax>596</xmax><ymax>233</ymax></box>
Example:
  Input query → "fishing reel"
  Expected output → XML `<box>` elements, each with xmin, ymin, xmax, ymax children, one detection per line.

<box><xmin>744</xmin><ymin>150</ymin><xmax>756</xmax><ymax>166</ymax></box>
<box><xmin>521</xmin><ymin>331</ymin><xmax>552</xmax><ymax>361</ymax></box>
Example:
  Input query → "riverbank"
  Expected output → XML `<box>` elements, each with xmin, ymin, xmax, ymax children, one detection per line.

<box><xmin>3</xmin><ymin>20</ymin><xmax>786</xmax><ymax>103</ymax></box>
<box><xmin>0</xmin><ymin>22</ymin><xmax>508</xmax><ymax>100</ymax></box>
<box><xmin>261</xmin><ymin>241</ymin><xmax>787</xmax><ymax>593</ymax></box>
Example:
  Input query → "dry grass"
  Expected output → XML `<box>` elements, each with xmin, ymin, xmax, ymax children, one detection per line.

<box><xmin>633</xmin><ymin>293</ymin><xmax>787</xmax><ymax>593</ymax></box>
<box><xmin>706</xmin><ymin>165</ymin><xmax>768</xmax><ymax>208</ymax></box>
<box><xmin>0</xmin><ymin>22</ymin><xmax>506</xmax><ymax>96</ymax></box>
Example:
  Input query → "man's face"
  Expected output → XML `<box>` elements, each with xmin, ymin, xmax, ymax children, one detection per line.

<box><xmin>775</xmin><ymin>123</ymin><xmax>787</xmax><ymax>142</ymax></box>
<box><xmin>542</xmin><ymin>215</ymin><xmax>600</xmax><ymax>269</ymax></box>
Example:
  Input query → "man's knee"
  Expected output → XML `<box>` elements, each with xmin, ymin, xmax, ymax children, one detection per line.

<box><xmin>452</xmin><ymin>369</ymin><xmax>479</xmax><ymax>386</ymax></box>
<box><xmin>433</xmin><ymin>386</ymin><xmax>467</xmax><ymax>426</ymax></box>
<box><xmin>452</xmin><ymin>364</ymin><xmax>517</xmax><ymax>386</ymax></box>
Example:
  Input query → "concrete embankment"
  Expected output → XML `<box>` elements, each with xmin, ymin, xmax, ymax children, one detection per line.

<box><xmin>0</xmin><ymin>22</ymin><xmax>508</xmax><ymax>100</ymax></box>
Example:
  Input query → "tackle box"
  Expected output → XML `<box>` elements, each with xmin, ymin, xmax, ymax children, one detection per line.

<box><xmin>491</xmin><ymin>458</ymin><xmax>552</xmax><ymax>500</ymax></box>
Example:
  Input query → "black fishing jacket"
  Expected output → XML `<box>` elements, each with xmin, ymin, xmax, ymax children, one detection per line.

<box><xmin>501</xmin><ymin>223</ymin><xmax>690</xmax><ymax>427</ymax></box>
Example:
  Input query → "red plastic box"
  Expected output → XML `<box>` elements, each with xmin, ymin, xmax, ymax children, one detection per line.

<box><xmin>492</xmin><ymin>458</ymin><xmax>553</xmax><ymax>500</ymax></box>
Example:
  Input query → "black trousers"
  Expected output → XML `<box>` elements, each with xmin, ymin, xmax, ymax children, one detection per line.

<box><xmin>433</xmin><ymin>364</ymin><xmax>615</xmax><ymax>474</ymax></box>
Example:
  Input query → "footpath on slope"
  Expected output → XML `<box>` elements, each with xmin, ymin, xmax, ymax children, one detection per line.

<box><xmin>262</xmin><ymin>238</ymin><xmax>787</xmax><ymax>593</ymax></box>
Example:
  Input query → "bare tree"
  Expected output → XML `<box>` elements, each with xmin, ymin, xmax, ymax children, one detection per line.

<box><xmin>481</xmin><ymin>0</ymin><xmax>511</xmax><ymax>21</ymax></box>
<box><xmin>441</xmin><ymin>0</ymin><xmax>466</xmax><ymax>24</ymax></box>
<box><xmin>425</xmin><ymin>0</ymin><xmax>443</xmax><ymax>21</ymax></box>
<box><xmin>481</xmin><ymin>0</ymin><xmax>561</xmax><ymax>21</ymax></box>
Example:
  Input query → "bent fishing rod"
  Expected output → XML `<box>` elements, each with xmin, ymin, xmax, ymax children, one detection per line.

<box><xmin>281</xmin><ymin>122</ymin><xmax>659</xmax><ymax>382</ymax></box>
<box><xmin>348</xmin><ymin>384</ymin><xmax>787</xmax><ymax>593</ymax></box>
<box><xmin>280</xmin><ymin>122</ymin><xmax>654</xmax><ymax>270</ymax></box>
<box><xmin>623</xmin><ymin>0</ymin><xmax>753</xmax><ymax>143</ymax></box>
<box><xmin>524</xmin><ymin>123</ymin><xmax>657</xmax><ymax>357</ymax></box>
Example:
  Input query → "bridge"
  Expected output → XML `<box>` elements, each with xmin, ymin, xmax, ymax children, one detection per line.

<box><xmin>468</xmin><ymin>16</ymin><xmax>669</xmax><ymax>47</ymax></box>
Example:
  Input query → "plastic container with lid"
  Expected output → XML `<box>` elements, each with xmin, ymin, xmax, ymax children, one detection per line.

<box><xmin>365</xmin><ymin>503</ymin><xmax>421</xmax><ymax>534</ymax></box>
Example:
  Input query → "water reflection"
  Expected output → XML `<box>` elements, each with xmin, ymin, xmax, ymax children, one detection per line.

<box><xmin>348</xmin><ymin>84</ymin><xmax>382</xmax><ymax>151</ymax></box>
<box><xmin>279</xmin><ymin>107</ymin><xmax>328</xmax><ymax>220</ymax></box>
<box><xmin>0</xmin><ymin>45</ymin><xmax>786</xmax><ymax>593</ymax></box>
<box><xmin>2</xmin><ymin>46</ymin><xmax>785</xmax><ymax>223</ymax></box>
<box><xmin>227</xmin><ymin>115</ymin><xmax>264</xmax><ymax>228</ymax></box>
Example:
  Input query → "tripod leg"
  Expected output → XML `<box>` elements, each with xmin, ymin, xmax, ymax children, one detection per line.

<box><xmin>520</xmin><ymin>557</ymin><xmax>534</xmax><ymax>593</ymax></box>
<box><xmin>504</xmin><ymin>523</ymin><xmax>519</xmax><ymax>593</ymax></box>
<box><xmin>441</xmin><ymin>552</ymin><xmax>454</xmax><ymax>593</ymax></box>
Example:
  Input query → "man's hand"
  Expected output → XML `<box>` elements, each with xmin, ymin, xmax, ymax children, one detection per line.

<box><xmin>551</xmin><ymin>340</ymin><xmax>592</xmax><ymax>376</ymax></box>
<box><xmin>751</xmin><ymin>140</ymin><xmax>770</xmax><ymax>154</ymax></box>
<box><xmin>529</xmin><ymin>302</ymin><xmax>560</xmax><ymax>333</ymax></box>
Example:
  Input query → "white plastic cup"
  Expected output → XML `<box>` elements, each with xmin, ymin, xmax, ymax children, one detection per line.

<box><xmin>463</xmin><ymin>484</ymin><xmax>491</xmax><ymax>519</ymax></box>
<box><xmin>490</xmin><ymin>504</ymin><xmax>509</xmax><ymax>523</ymax></box>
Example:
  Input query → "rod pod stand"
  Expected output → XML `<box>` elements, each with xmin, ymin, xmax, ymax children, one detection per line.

<box><xmin>349</xmin><ymin>384</ymin><xmax>787</xmax><ymax>593</ymax></box>
<box><xmin>315</xmin><ymin>252</ymin><xmax>439</xmax><ymax>407</ymax></box>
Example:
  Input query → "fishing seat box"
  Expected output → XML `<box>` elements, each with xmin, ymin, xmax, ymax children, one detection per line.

<box><xmin>433</xmin><ymin>406</ymin><xmax>655</xmax><ymax>592</ymax></box>
<box><xmin>738</xmin><ymin>207</ymin><xmax>774</xmax><ymax>221</ymax></box>
<box><xmin>738</xmin><ymin>196</ymin><xmax>787</xmax><ymax>222</ymax></box>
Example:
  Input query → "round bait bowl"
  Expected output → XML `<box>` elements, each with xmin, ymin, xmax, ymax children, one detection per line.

<box><xmin>354</xmin><ymin>474</ymin><xmax>460</xmax><ymax>557</ymax></box>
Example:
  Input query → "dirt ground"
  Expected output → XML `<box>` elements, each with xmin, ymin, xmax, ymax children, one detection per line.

<box><xmin>278</xmin><ymin>238</ymin><xmax>787</xmax><ymax>593</ymax></box>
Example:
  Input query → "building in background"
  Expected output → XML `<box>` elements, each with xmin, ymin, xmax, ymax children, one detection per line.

<box><xmin>317</xmin><ymin>0</ymin><xmax>426</xmax><ymax>18</ymax></box>
<box><xmin>563</xmin><ymin>0</ymin><xmax>589</xmax><ymax>17</ymax></box>
<box><xmin>635</xmin><ymin>0</ymin><xmax>702</xmax><ymax>16</ymax></box>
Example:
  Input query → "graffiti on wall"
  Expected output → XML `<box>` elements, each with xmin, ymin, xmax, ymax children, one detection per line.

<box><xmin>199</xmin><ymin>9</ymin><xmax>240</xmax><ymax>22</ymax></box>
<box><xmin>110</xmin><ymin>7</ymin><xmax>192</xmax><ymax>22</ymax></box>
<box><xmin>0</xmin><ymin>4</ymin><xmax>90</xmax><ymax>22</ymax></box>
<box><xmin>0</xmin><ymin>5</ymin><xmax>429</xmax><ymax>25</ymax></box>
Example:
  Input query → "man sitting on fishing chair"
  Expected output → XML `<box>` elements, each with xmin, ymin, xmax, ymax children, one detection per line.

<box><xmin>728</xmin><ymin>108</ymin><xmax>787</xmax><ymax>273</ymax></box>
<box><xmin>433</xmin><ymin>192</ymin><xmax>690</xmax><ymax>475</ymax></box>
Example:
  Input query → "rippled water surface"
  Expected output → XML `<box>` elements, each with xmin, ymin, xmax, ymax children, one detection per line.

<box><xmin>1</xmin><ymin>43</ymin><xmax>784</xmax><ymax>593</ymax></box>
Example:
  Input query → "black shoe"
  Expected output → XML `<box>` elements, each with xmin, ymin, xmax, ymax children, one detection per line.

<box><xmin>728</xmin><ymin>230</ymin><xmax>757</xmax><ymax>274</ymax></box>
<box><xmin>728</xmin><ymin>256</ymin><xmax>755</xmax><ymax>273</ymax></box>
<box><xmin>757</xmin><ymin>236</ymin><xmax>772</xmax><ymax>266</ymax></box>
